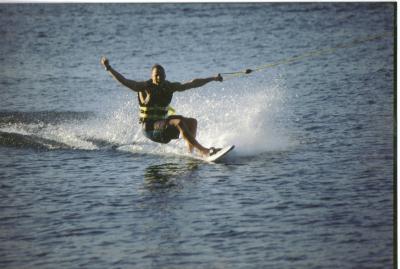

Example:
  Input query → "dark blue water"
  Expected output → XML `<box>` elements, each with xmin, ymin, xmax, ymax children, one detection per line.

<box><xmin>0</xmin><ymin>3</ymin><xmax>395</xmax><ymax>268</ymax></box>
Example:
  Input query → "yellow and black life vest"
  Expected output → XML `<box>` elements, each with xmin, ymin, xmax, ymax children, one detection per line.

<box><xmin>138</xmin><ymin>81</ymin><xmax>176</xmax><ymax>123</ymax></box>
<box><xmin>139</xmin><ymin>105</ymin><xmax>176</xmax><ymax>122</ymax></box>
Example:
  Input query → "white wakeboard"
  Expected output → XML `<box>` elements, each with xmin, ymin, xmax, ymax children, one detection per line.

<box><xmin>205</xmin><ymin>145</ymin><xmax>235</xmax><ymax>162</ymax></box>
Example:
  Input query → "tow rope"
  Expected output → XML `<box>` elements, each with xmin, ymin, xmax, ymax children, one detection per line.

<box><xmin>220</xmin><ymin>31</ymin><xmax>392</xmax><ymax>81</ymax></box>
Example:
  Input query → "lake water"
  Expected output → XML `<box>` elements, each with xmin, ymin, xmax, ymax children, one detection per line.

<box><xmin>0</xmin><ymin>3</ymin><xmax>395</xmax><ymax>268</ymax></box>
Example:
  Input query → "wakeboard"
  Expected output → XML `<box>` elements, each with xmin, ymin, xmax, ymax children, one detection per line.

<box><xmin>205</xmin><ymin>145</ymin><xmax>235</xmax><ymax>162</ymax></box>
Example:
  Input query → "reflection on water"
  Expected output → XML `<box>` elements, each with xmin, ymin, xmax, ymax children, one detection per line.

<box><xmin>143</xmin><ymin>161</ymin><xmax>200</xmax><ymax>191</ymax></box>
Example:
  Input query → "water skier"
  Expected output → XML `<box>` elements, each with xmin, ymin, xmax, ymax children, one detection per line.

<box><xmin>101</xmin><ymin>57</ymin><xmax>223</xmax><ymax>157</ymax></box>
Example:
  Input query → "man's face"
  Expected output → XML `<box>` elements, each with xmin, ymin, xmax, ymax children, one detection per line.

<box><xmin>152</xmin><ymin>67</ymin><xmax>166</xmax><ymax>85</ymax></box>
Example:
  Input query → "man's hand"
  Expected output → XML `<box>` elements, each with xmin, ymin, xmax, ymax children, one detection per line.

<box><xmin>215</xmin><ymin>74</ymin><xmax>223</xmax><ymax>82</ymax></box>
<box><xmin>101</xmin><ymin>56</ymin><xmax>111</xmax><ymax>71</ymax></box>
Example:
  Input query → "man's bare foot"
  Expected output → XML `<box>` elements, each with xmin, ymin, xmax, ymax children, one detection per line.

<box><xmin>206</xmin><ymin>147</ymin><xmax>222</xmax><ymax>157</ymax></box>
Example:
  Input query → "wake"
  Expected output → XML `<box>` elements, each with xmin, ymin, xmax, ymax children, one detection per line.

<box><xmin>0</xmin><ymin>79</ymin><xmax>295</xmax><ymax>157</ymax></box>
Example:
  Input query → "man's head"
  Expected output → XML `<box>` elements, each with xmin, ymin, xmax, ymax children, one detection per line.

<box><xmin>151</xmin><ymin>64</ymin><xmax>166</xmax><ymax>85</ymax></box>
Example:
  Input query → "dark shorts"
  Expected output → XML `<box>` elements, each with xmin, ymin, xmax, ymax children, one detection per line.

<box><xmin>142</xmin><ymin>119</ymin><xmax>180</xmax><ymax>144</ymax></box>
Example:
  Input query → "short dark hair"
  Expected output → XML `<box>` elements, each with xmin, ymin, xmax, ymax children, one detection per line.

<box><xmin>152</xmin><ymin>64</ymin><xmax>165</xmax><ymax>72</ymax></box>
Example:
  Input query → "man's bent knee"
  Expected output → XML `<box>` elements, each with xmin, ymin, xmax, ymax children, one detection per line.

<box><xmin>184</xmin><ymin>117</ymin><xmax>197</xmax><ymax>126</ymax></box>
<box><xmin>188</xmin><ymin>117</ymin><xmax>197</xmax><ymax>123</ymax></box>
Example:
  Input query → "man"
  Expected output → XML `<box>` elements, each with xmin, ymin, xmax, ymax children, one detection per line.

<box><xmin>100</xmin><ymin>57</ymin><xmax>223</xmax><ymax>157</ymax></box>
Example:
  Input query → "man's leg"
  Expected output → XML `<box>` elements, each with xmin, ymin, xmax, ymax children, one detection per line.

<box><xmin>185</xmin><ymin>118</ymin><xmax>197</xmax><ymax>153</ymax></box>
<box><xmin>168</xmin><ymin>116</ymin><xmax>209</xmax><ymax>156</ymax></box>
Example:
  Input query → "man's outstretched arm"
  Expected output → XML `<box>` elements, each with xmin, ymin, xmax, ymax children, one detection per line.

<box><xmin>101</xmin><ymin>57</ymin><xmax>146</xmax><ymax>92</ymax></box>
<box><xmin>173</xmin><ymin>74</ymin><xmax>223</xmax><ymax>92</ymax></box>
